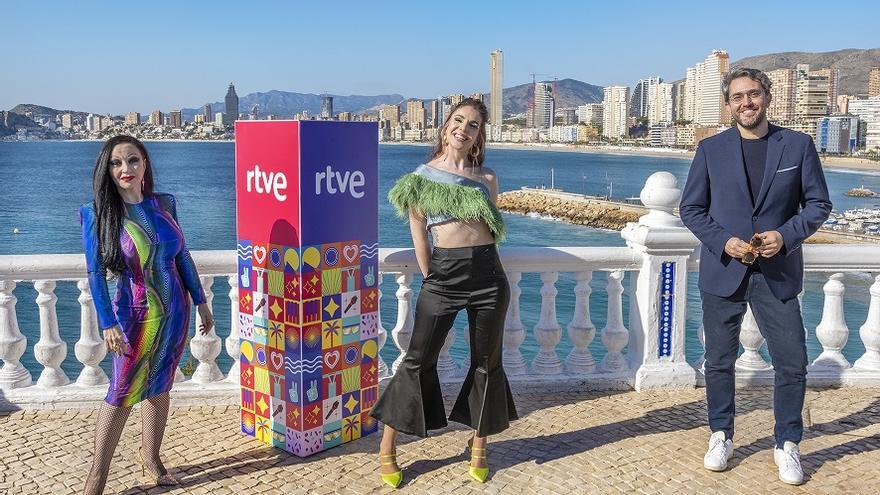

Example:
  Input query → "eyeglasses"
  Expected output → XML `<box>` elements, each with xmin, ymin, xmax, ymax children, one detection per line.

<box><xmin>728</xmin><ymin>90</ymin><xmax>764</xmax><ymax>104</ymax></box>
<box><xmin>742</xmin><ymin>234</ymin><xmax>763</xmax><ymax>265</ymax></box>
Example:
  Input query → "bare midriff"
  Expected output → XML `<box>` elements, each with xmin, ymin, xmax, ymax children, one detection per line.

<box><xmin>430</xmin><ymin>219</ymin><xmax>495</xmax><ymax>248</ymax></box>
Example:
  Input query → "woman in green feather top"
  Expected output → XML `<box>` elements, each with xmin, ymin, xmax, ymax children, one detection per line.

<box><xmin>370</xmin><ymin>98</ymin><xmax>517</xmax><ymax>487</ymax></box>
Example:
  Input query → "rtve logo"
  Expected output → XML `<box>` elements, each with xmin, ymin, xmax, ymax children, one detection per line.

<box><xmin>246</xmin><ymin>164</ymin><xmax>288</xmax><ymax>201</ymax></box>
<box><xmin>246</xmin><ymin>164</ymin><xmax>366</xmax><ymax>202</ymax></box>
<box><xmin>315</xmin><ymin>165</ymin><xmax>365</xmax><ymax>199</ymax></box>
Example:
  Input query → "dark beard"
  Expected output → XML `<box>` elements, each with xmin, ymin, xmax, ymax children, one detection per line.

<box><xmin>733</xmin><ymin>107</ymin><xmax>766</xmax><ymax>130</ymax></box>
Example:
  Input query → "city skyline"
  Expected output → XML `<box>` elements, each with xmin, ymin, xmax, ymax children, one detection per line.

<box><xmin>3</xmin><ymin>0</ymin><xmax>879</xmax><ymax>114</ymax></box>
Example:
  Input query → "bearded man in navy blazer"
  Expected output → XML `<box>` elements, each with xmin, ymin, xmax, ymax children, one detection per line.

<box><xmin>680</xmin><ymin>68</ymin><xmax>831</xmax><ymax>486</ymax></box>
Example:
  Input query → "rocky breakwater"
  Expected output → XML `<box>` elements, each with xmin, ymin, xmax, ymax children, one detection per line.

<box><xmin>497</xmin><ymin>189</ymin><xmax>645</xmax><ymax>231</ymax></box>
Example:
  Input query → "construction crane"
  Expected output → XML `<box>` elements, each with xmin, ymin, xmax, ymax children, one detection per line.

<box><xmin>526</xmin><ymin>73</ymin><xmax>558</xmax><ymax>128</ymax></box>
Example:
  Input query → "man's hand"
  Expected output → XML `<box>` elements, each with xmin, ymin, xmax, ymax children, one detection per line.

<box><xmin>756</xmin><ymin>231</ymin><xmax>784</xmax><ymax>257</ymax></box>
<box><xmin>724</xmin><ymin>237</ymin><xmax>752</xmax><ymax>259</ymax></box>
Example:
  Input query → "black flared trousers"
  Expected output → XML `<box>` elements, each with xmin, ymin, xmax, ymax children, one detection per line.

<box><xmin>370</xmin><ymin>244</ymin><xmax>518</xmax><ymax>438</ymax></box>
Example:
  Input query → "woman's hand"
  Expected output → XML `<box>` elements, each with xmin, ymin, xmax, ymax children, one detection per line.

<box><xmin>197</xmin><ymin>303</ymin><xmax>215</xmax><ymax>335</ymax></box>
<box><xmin>103</xmin><ymin>325</ymin><xmax>129</xmax><ymax>356</ymax></box>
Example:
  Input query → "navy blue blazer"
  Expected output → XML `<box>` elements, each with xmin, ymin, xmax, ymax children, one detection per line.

<box><xmin>680</xmin><ymin>124</ymin><xmax>832</xmax><ymax>301</ymax></box>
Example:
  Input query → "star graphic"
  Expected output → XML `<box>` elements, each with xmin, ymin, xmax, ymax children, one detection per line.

<box><xmin>344</xmin><ymin>394</ymin><xmax>359</xmax><ymax>414</ymax></box>
<box><xmin>256</xmin><ymin>396</ymin><xmax>268</xmax><ymax>415</ymax></box>
<box><xmin>309</xmin><ymin>275</ymin><xmax>319</xmax><ymax>286</ymax></box>
<box><xmin>289</xmin><ymin>409</ymin><xmax>300</xmax><ymax>421</ymax></box>
<box><xmin>270</xmin><ymin>300</ymin><xmax>283</xmax><ymax>319</ymax></box>
<box><xmin>324</xmin><ymin>298</ymin><xmax>339</xmax><ymax>316</ymax></box>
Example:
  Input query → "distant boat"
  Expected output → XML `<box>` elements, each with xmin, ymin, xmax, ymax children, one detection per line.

<box><xmin>844</xmin><ymin>186</ymin><xmax>877</xmax><ymax>197</ymax></box>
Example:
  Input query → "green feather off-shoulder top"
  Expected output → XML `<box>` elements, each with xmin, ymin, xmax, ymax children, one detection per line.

<box><xmin>388</xmin><ymin>164</ymin><xmax>505</xmax><ymax>241</ymax></box>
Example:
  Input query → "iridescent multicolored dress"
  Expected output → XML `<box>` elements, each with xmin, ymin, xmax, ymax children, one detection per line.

<box><xmin>80</xmin><ymin>193</ymin><xmax>206</xmax><ymax>407</ymax></box>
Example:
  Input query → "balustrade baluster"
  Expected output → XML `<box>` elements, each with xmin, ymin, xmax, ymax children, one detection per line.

<box><xmin>74</xmin><ymin>279</ymin><xmax>108</xmax><ymax>386</ymax></box>
<box><xmin>736</xmin><ymin>304</ymin><xmax>771</xmax><ymax>371</ymax></box>
<box><xmin>225</xmin><ymin>275</ymin><xmax>241</xmax><ymax>382</ymax></box>
<box><xmin>532</xmin><ymin>272</ymin><xmax>562</xmax><ymax>374</ymax></box>
<box><xmin>437</xmin><ymin>326</ymin><xmax>459</xmax><ymax>380</ymax></box>
<box><xmin>503</xmin><ymin>271</ymin><xmax>527</xmax><ymax>376</ymax></box>
<box><xmin>0</xmin><ymin>280</ymin><xmax>31</xmax><ymax>389</ymax></box>
<box><xmin>566</xmin><ymin>271</ymin><xmax>596</xmax><ymax>374</ymax></box>
<box><xmin>390</xmin><ymin>273</ymin><xmax>414</xmax><ymax>374</ymax></box>
<box><xmin>695</xmin><ymin>323</ymin><xmax>706</xmax><ymax>375</ymax></box>
<box><xmin>458</xmin><ymin>325</ymin><xmax>471</xmax><ymax>377</ymax></box>
<box><xmin>812</xmin><ymin>273</ymin><xmax>851</xmax><ymax>369</ymax></box>
<box><xmin>599</xmin><ymin>271</ymin><xmax>628</xmax><ymax>373</ymax></box>
<box><xmin>854</xmin><ymin>275</ymin><xmax>880</xmax><ymax>371</ymax></box>
<box><xmin>376</xmin><ymin>273</ymin><xmax>389</xmax><ymax>378</ymax></box>
<box><xmin>33</xmin><ymin>280</ymin><xmax>69</xmax><ymax>387</ymax></box>
<box><xmin>190</xmin><ymin>276</ymin><xmax>223</xmax><ymax>383</ymax></box>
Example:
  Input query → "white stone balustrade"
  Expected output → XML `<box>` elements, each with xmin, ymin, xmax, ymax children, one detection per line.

<box><xmin>74</xmin><ymin>279</ymin><xmax>107</xmax><ymax>386</ymax></box>
<box><xmin>599</xmin><ymin>271</ymin><xmax>629</xmax><ymax>373</ymax></box>
<box><xmin>854</xmin><ymin>275</ymin><xmax>880</xmax><ymax>371</ymax></box>
<box><xmin>811</xmin><ymin>273</ymin><xmax>851</xmax><ymax>369</ymax></box>
<box><xmin>224</xmin><ymin>275</ymin><xmax>241</xmax><ymax>383</ymax></box>
<box><xmin>33</xmin><ymin>280</ymin><xmax>69</xmax><ymax>387</ymax></box>
<box><xmin>502</xmin><ymin>271</ymin><xmax>528</xmax><ymax>376</ymax></box>
<box><xmin>190</xmin><ymin>275</ymin><xmax>224</xmax><ymax>383</ymax></box>
<box><xmin>2</xmin><ymin>173</ymin><xmax>880</xmax><ymax>407</ymax></box>
<box><xmin>565</xmin><ymin>271</ymin><xmax>596</xmax><ymax>374</ymax></box>
<box><xmin>390</xmin><ymin>272</ymin><xmax>414</xmax><ymax>374</ymax></box>
<box><xmin>0</xmin><ymin>280</ymin><xmax>31</xmax><ymax>389</ymax></box>
<box><xmin>532</xmin><ymin>271</ymin><xmax>563</xmax><ymax>375</ymax></box>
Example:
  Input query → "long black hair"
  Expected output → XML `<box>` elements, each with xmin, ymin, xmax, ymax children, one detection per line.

<box><xmin>92</xmin><ymin>135</ymin><xmax>154</xmax><ymax>275</ymax></box>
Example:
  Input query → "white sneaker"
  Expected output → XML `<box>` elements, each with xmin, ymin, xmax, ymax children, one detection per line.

<box><xmin>703</xmin><ymin>431</ymin><xmax>733</xmax><ymax>472</ymax></box>
<box><xmin>773</xmin><ymin>441</ymin><xmax>804</xmax><ymax>485</ymax></box>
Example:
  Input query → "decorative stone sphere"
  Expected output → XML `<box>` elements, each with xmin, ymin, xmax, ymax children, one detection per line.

<box><xmin>640</xmin><ymin>172</ymin><xmax>680</xmax><ymax>213</ymax></box>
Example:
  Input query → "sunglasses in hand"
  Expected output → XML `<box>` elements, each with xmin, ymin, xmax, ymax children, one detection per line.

<box><xmin>742</xmin><ymin>234</ymin><xmax>763</xmax><ymax>265</ymax></box>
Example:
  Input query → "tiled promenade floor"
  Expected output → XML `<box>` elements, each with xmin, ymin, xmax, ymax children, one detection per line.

<box><xmin>2</xmin><ymin>388</ymin><xmax>880</xmax><ymax>494</ymax></box>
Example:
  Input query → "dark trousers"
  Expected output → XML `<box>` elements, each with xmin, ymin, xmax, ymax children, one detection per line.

<box><xmin>701</xmin><ymin>273</ymin><xmax>808</xmax><ymax>448</ymax></box>
<box><xmin>370</xmin><ymin>244</ymin><xmax>518</xmax><ymax>438</ymax></box>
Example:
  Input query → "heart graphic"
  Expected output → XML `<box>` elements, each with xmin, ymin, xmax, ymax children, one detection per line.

<box><xmin>343</xmin><ymin>245</ymin><xmax>358</xmax><ymax>263</ymax></box>
<box><xmin>271</xmin><ymin>352</ymin><xmax>283</xmax><ymax>371</ymax></box>
<box><xmin>325</xmin><ymin>350</ymin><xmax>340</xmax><ymax>370</ymax></box>
<box><xmin>254</xmin><ymin>246</ymin><xmax>267</xmax><ymax>265</ymax></box>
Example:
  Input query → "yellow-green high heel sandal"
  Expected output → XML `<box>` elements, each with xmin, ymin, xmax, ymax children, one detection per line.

<box><xmin>468</xmin><ymin>439</ymin><xmax>489</xmax><ymax>483</ymax></box>
<box><xmin>379</xmin><ymin>453</ymin><xmax>403</xmax><ymax>488</ymax></box>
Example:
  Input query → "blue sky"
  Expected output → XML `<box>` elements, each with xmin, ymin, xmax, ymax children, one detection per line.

<box><xmin>3</xmin><ymin>0</ymin><xmax>878</xmax><ymax>114</ymax></box>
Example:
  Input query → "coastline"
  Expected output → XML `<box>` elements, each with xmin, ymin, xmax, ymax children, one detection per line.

<box><xmin>486</xmin><ymin>142</ymin><xmax>880</xmax><ymax>173</ymax></box>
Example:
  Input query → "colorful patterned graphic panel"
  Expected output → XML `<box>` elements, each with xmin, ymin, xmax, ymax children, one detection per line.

<box><xmin>235</xmin><ymin>121</ymin><xmax>378</xmax><ymax>457</ymax></box>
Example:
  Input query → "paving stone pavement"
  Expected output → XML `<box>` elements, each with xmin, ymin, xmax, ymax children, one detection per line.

<box><xmin>2</xmin><ymin>388</ymin><xmax>880</xmax><ymax>494</ymax></box>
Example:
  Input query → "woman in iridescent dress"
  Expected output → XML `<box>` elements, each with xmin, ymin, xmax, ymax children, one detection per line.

<box><xmin>370</xmin><ymin>98</ymin><xmax>517</xmax><ymax>487</ymax></box>
<box><xmin>80</xmin><ymin>135</ymin><xmax>214</xmax><ymax>494</ymax></box>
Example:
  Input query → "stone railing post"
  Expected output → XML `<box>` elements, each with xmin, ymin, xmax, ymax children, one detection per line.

<box><xmin>376</xmin><ymin>273</ymin><xmax>389</xmax><ymax>378</ymax></box>
<box><xmin>854</xmin><ymin>274</ymin><xmax>880</xmax><ymax>371</ymax></box>
<box><xmin>74</xmin><ymin>279</ymin><xmax>108</xmax><ymax>386</ymax></box>
<box><xmin>390</xmin><ymin>273</ymin><xmax>414</xmax><ymax>374</ymax></box>
<box><xmin>225</xmin><ymin>275</ymin><xmax>241</xmax><ymax>382</ymax></box>
<box><xmin>190</xmin><ymin>276</ymin><xmax>223</xmax><ymax>383</ymax></box>
<box><xmin>566</xmin><ymin>271</ymin><xmax>596</xmax><ymax>373</ymax></box>
<box><xmin>599</xmin><ymin>270</ymin><xmax>629</xmax><ymax>372</ymax></box>
<box><xmin>0</xmin><ymin>280</ymin><xmax>31</xmax><ymax>389</ymax></box>
<box><xmin>811</xmin><ymin>273</ymin><xmax>851</xmax><ymax>370</ymax></box>
<box><xmin>33</xmin><ymin>280</ymin><xmax>69</xmax><ymax>387</ymax></box>
<box><xmin>735</xmin><ymin>304</ymin><xmax>772</xmax><ymax>371</ymax></box>
<box><xmin>437</xmin><ymin>326</ymin><xmax>459</xmax><ymax>381</ymax></box>
<box><xmin>621</xmin><ymin>171</ymin><xmax>700</xmax><ymax>390</ymax></box>
<box><xmin>502</xmin><ymin>271</ymin><xmax>528</xmax><ymax>376</ymax></box>
<box><xmin>531</xmin><ymin>271</ymin><xmax>563</xmax><ymax>374</ymax></box>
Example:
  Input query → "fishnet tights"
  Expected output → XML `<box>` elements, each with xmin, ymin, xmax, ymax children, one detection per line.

<box><xmin>82</xmin><ymin>393</ymin><xmax>172</xmax><ymax>494</ymax></box>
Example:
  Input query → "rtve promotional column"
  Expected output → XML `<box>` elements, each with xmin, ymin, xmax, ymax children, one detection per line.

<box><xmin>235</xmin><ymin>120</ymin><xmax>379</xmax><ymax>456</ymax></box>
